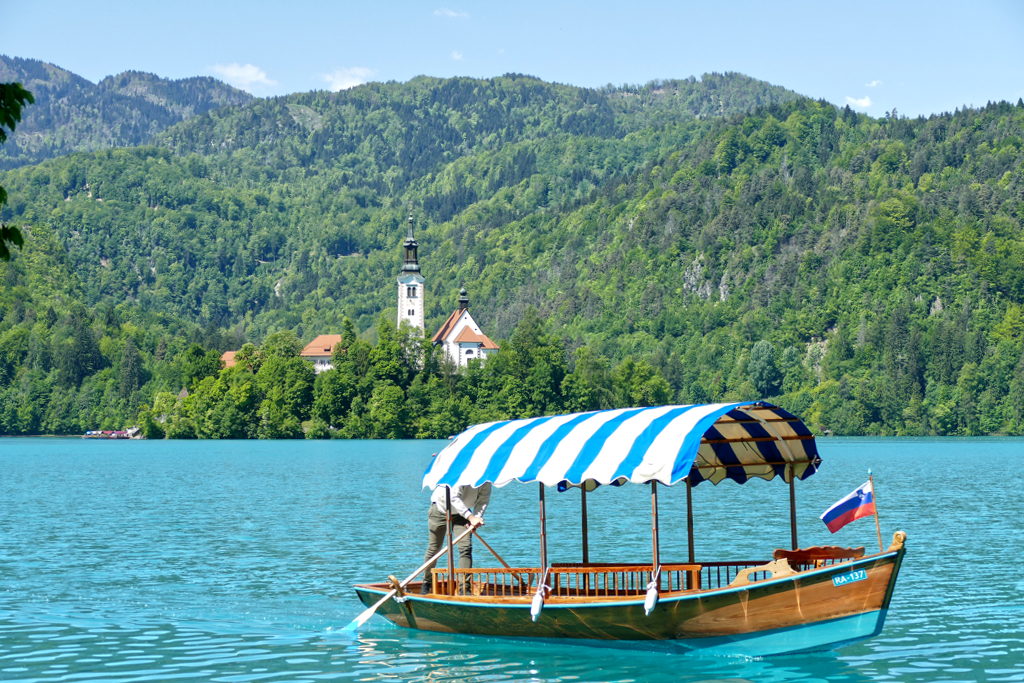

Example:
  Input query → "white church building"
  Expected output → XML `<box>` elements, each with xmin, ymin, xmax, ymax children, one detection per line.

<box><xmin>431</xmin><ymin>288</ymin><xmax>498</xmax><ymax>366</ymax></box>
<box><xmin>396</xmin><ymin>209</ymin><xmax>497</xmax><ymax>368</ymax></box>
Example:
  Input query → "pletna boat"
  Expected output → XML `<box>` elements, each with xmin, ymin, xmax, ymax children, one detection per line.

<box><xmin>352</xmin><ymin>402</ymin><xmax>906</xmax><ymax>656</ymax></box>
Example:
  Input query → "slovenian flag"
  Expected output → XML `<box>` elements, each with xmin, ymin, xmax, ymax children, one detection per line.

<box><xmin>820</xmin><ymin>481</ymin><xmax>876</xmax><ymax>533</ymax></box>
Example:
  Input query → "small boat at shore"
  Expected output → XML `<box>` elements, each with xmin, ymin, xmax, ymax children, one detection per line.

<box><xmin>82</xmin><ymin>427</ymin><xmax>143</xmax><ymax>439</ymax></box>
<box><xmin>352</xmin><ymin>402</ymin><xmax>906</xmax><ymax>656</ymax></box>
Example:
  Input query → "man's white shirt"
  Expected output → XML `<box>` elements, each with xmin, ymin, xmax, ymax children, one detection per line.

<box><xmin>431</xmin><ymin>483</ymin><xmax>492</xmax><ymax>519</ymax></box>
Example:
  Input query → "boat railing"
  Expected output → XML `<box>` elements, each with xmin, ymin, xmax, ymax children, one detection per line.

<box><xmin>430</xmin><ymin>563</ymin><xmax>701</xmax><ymax>598</ymax></box>
<box><xmin>429</xmin><ymin>556</ymin><xmax>868</xmax><ymax>597</ymax></box>
<box><xmin>431</xmin><ymin>567</ymin><xmax>541</xmax><ymax>597</ymax></box>
<box><xmin>698</xmin><ymin>561</ymin><xmax>771</xmax><ymax>589</ymax></box>
<box><xmin>549</xmin><ymin>563</ymin><xmax>701</xmax><ymax>597</ymax></box>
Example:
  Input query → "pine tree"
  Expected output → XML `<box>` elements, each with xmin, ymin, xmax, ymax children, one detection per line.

<box><xmin>119</xmin><ymin>338</ymin><xmax>142</xmax><ymax>400</ymax></box>
<box><xmin>154</xmin><ymin>337</ymin><xmax>167</xmax><ymax>362</ymax></box>
<box><xmin>748</xmin><ymin>340</ymin><xmax>781</xmax><ymax>396</ymax></box>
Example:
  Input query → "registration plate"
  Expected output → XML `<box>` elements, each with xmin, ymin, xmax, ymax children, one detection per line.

<box><xmin>832</xmin><ymin>569</ymin><xmax>867</xmax><ymax>587</ymax></box>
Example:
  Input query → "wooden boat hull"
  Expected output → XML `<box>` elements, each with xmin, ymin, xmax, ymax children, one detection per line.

<box><xmin>354</xmin><ymin>547</ymin><xmax>904</xmax><ymax>656</ymax></box>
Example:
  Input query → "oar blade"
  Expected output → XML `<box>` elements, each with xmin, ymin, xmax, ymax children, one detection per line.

<box><xmin>341</xmin><ymin>590</ymin><xmax>395</xmax><ymax>631</ymax></box>
<box><xmin>340</xmin><ymin>611</ymin><xmax>370</xmax><ymax>632</ymax></box>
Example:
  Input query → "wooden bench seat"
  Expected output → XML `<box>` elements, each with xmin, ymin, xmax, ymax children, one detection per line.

<box><xmin>772</xmin><ymin>545</ymin><xmax>865</xmax><ymax>568</ymax></box>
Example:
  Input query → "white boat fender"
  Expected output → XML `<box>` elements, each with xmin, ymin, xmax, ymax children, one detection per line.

<box><xmin>530</xmin><ymin>591</ymin><xmax>544</xmax><ymax>621</ymax></box>
<box><xmin>531</xmin><ymin>576</ymin><xmax>551</xmax><ymax>622</ymax></box>
<box><xmin>643</xmin><ymin>585</ymin><xmax>659</xmax><ymax>615</ymax></box>
<box><xmin>644</xmin><ymin>566</ymin><xmax>662</xmax><ymax>616</ymax></box>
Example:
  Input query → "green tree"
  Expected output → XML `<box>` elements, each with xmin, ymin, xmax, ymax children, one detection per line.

<box><xmin>233</xmin><ymin>342</ymin><xmax>263</xmax><ymax>373</ymax></box>
<box><xmin>1009</xmin><ymin>350</ymin><xmax>1024</xmax><ymax>432</ymax></box>
<box><xmin>614</xmin><ymin>357</ymin><xmax>672</xmax><ymax>407</ymax></box>
<box><xmin>561</xmin><ymin>347</ymin><xmax>614</xmax><ymax>412</ymax></box>
<box><xmin>56</xmin><ymin>308</ymin><xmax>101</xmax><ymax>387</ymax></box>
<box><xmin>714</xmin><ymin>128</ymin><xmax>741</xmax><ymax>174</ymax></box>
<box><xmin>748</xmin><ymin>340</ymin><xmax>781</xmax><ymax>397</ymax></box>
<box><xmin>179</xmin><ymin>344</ymin><xmax>222</xmax><ymax>389</ymax></box>
<box><xmin>254</xmin><ymin>355</ymin><xmax>314</xmax><ymax>438</ymax></box>
<box><xmin>339</xmin><ymin>317</ymin><xmax>357</xmax><ymax>353</ymax></box>
<box><xmin>138</xmin><ymin>403</ymin><xmax>166</xmax><ymax>439</ymax></box>
<box><xmin>119</xmin><ymin>337</ymin><xmax>142</xmax><ymax>401</ymax></box>
<box><xmin>310</xmin><ymin>365</ymin><xmax>358</xmax><ymax>429</ymax></box>
<box><xmin>370</xmin><ymin>318</ymin><xmax>411</xmax><ymax>387</ymax></box>
<box><xmin>261</xmin><ymin>330</ymin><xmax>302</xmax><ymax>359</ymax></box>
<box><xmin>822</xmin><ymin>327</ymin><xmax>851</xmax><ymax>381</ymax></box>
<box><xmin>779</xmin><ymin>346</ymin><xmax>807</xmax><ymax>394</ymax></box>
<box><xmin>368</xmin><ymin>383</ymin><xmax>407</xmax><ymax>438</ymax></box>
<box><xmin>0</xmin><ymin>82</ymin><xmax>34</xmax><ymax>260</ymax></box>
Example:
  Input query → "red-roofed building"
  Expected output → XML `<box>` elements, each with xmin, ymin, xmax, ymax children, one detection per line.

<box><xmin>300</xmin><ymin>334</ymin><xmax>343</xmax><ymax>373</ymax></box>
<box><xmin>220</xmin><ymin>350</ymin><xmax>237</xmax><ymax>368</ymax></box>
<box><xmin>431</xmin><ymin>288</ymin><xmax>498</xmax><ymax>367</ymax></box>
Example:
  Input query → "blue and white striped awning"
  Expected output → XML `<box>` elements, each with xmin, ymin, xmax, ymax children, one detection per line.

<box><xmin>422</xmin><ymin>402</ymin><xmax>820</xmax><ymax>490</ymax></box>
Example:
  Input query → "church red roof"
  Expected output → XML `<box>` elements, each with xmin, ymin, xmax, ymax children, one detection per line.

<box><xmin>453</xmin><ymin>325</ymin><xmax>498</xmax><ymax>349</ymax></box>
<box><xmin>431</xmin><ymin>309</ymin><xmax>464</xmax><ymax>344</ymax></box>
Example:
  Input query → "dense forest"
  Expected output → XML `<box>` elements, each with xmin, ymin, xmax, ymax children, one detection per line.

<box><xmin>1</xmin><ymin>66</ymin><xmax>1023</xmax><ymax>438</ymax></box>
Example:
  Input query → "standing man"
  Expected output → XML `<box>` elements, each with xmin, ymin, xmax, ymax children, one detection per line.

<box><xmin>421</xmin><ymin>482</ymin><xmax>492</xmax><ymax>594</ymax></box>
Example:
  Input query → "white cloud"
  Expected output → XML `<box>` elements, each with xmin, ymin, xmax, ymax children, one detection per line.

<box><xmin>865</xmin><ymin>80</ymin><xmax>883</xmax><ymax>88</ymax></box>
<box><xmin>210</xmin><ymin>63</ymin><xmax>276</xmax><ymax>91</ymax></box>
<box><xmin>322</xmin><ymin>67</ymin><xmax>374</xmax><ymax>92</ymax></box>
<box><xmin>846</xmin><ymin>95</ymin><xmax>872</xmax><ymax>108</ymax></box>
<box><xmin>434</xmin><ymin>7</ymin><xmax>468</xmax><ymax>18</ymax></box>
<box><xmin>451</xmin><ymin>51</ymin><xmax>463</xmax><ymax>60</ymax></box>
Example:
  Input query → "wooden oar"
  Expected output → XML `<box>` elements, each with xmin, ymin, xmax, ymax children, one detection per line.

<box><xmin>341</xmin><ymin>523</ymin><xmax>476</xmax><ymax>631</ymax></box>
<box><xmin>472</xmin><ymin>528</ymin><xmax>524</xmax><ymax>586</ymax></box>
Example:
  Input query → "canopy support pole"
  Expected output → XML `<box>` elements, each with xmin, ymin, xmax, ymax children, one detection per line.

<box><xmin>788</xmin><ymin>463</ymin><xmax>798</xmax><ymax>550</ymax></box>
<box><xmin>445</xmin><ymin>486</ymin><xmax>455</xmax><ymax>596</ymax></box>
<box><xmin>686</xmin><ymin>477</ymin><xmax>694</xmax><ymax>589</ymax></box>
<box><xmin>539</xmin><ymin>482</ymin><xmax>548</xmax><ymax>577</ymax></box>
<box><xmin>581</xmin><ymin>487</ymin><xmax>589</xmax><ymax>565</ymax></box>
<box><xmin>651</xmin><ymin>481</ymin><xmax>660</xmax><ymax>573</ymax></box>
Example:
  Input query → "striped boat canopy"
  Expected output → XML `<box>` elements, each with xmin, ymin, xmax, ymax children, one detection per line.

<box><xmin>422</xmin><ymin>402</ymin><xmax>820</xmax><ymax>490</ymax></box>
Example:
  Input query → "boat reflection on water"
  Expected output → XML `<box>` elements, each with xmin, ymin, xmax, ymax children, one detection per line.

<box><xmin>346</xmin><ymin>627</ymin><xmax>879</xmax><ymax>682</ymax></box>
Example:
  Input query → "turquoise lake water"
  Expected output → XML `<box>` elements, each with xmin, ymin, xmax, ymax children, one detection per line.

<box><xmin>1</xmin><ymin>436</ymin><xmax>1022</xmax><ymax>682</ymax></box>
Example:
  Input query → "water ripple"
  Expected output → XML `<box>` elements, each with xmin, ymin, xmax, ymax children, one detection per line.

<box><xmin>1</xmin><ymin>437</ymin><xmax>1023</xmax><ymax>681</ymax></box>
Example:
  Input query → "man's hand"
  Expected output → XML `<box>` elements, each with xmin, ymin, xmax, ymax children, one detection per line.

<box><xmin>467</xmin><ymin>514</ymin><xmax>484</xmax><ymax>528</ymax></box>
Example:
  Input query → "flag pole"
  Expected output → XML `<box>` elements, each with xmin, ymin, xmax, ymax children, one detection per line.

<box><xmin>868</xmin><ymin>468</ymin><xmax>883</xmax><ymax>552</ymax></box>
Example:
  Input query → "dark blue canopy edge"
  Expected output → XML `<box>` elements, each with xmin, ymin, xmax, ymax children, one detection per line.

<box><xmin>686</xmin><ymin>403</ymin><xmax>820</xmax><ymax>487</ymax></box>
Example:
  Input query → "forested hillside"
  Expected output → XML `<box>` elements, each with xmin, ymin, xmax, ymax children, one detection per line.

<box><xmin>0</xmin><ymin>56</ymin><xmax>252</xmax><ymax>169</ymax></box>
<box><xmin>1</xmin><ymin>69</ymin><xmax>1023</xmax><ymax>438</ymax></box>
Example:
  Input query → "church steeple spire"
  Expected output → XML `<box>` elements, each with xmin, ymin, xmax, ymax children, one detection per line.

<box><xmin>402</xmin><ymin>204</ymin><xmax>420</xmax><ymax>274</ymax></box>
<box><xmin>397</xmin><ymin>202</ymin><xmax>425</xmax><ymax>333</ymax></box>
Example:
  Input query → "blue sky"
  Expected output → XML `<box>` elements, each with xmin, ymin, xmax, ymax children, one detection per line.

<box><xmin>3</xmin><ymin>0</ymin><xmax>1022</xmax><ymax>117</ymax></box>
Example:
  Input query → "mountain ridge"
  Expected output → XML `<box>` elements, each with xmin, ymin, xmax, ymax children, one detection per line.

<box><xmin>0</xmin><ymin>55</ymin><xmax>254</xmax><ymax>169</ymax></box>
<box><xmin>0</xmin><ymin>56</ymin><xmax>804</xmax><ymax>174</ymax></box>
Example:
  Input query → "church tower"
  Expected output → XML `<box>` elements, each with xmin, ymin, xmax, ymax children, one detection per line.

<box><xmin>397</xmin><ymin>207</ymin><xmax>425</xmax><ymax>332</ymax></box>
